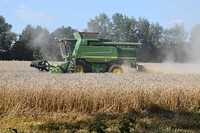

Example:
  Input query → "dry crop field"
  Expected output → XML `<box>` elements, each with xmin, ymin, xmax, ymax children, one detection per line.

<box><xmin>1</xmin><ymin>61</ymin><xmax>200</xmax><ymax>132</ymax></box>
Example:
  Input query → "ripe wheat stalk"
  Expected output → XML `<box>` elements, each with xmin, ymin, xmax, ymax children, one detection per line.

<box><xmin>0</xmin><ymin>61</ymin><xmax>200</xmax><ymax>116</ymax></box>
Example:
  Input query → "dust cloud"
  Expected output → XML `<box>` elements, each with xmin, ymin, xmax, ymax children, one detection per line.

<box><xmin>32</xmin><ymin>30</ymin><xmax>59</xmax><ymax>61</ymax></box>
<box><xmin>187</xmin><ymin>25</ymin><xmax>200</xmax><ymax>63</ymax></box>
<box><xmin>141</xmin><ymin>63</ymin><xmax>200</xmax><ymax>74</ymax></box>
<box><xmin>149</xmin><ymin>25</ymin><xmax>200</xmax><ymax>74</ymax></box>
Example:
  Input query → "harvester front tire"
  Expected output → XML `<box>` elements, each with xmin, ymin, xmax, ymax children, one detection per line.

<box><xmin>76</xmin><ymin>60</ymin><xmax>91</xmax><ymax>73</ymax></box>
<box><xmin>108</xmin><ymin>65</ymin><xmax>123</xmax><ymax>74</ymax></box>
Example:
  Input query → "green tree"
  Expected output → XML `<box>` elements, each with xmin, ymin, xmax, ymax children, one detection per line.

<box><xmin>131</xmin><ymin>18</ymin><xmax>163</xmax><ymax>62</ymax></box>
<box><xmin>12</xmin><ymin>39</ymin><xmax>33</xmax><ymax>60</ymax></box>
<box><xmin>111</xmin><ymin>13</ymin><xmax>138</xmax><ymax>42</ymax></box>
<box><xmin>148</xmin><ymin>23</ymin><xmax>163</xmax><ymax>62</ymax></box>
<box><xmin>20</xmin><ymin>25</ymin><xmax>34</xmax><ymax>43</ymax></box>
<box><xmin>52</xmin><ymin>26</ymin><xmax>77</xmax><ymax>38</ymax></box>
<box><xmin>161</xmin><ymin>23</ymin><xmax>187</xmax><ymax>62</ymax></box>
<box><xmin>86</xmin><ymin>13</ymin><xmax>112</xmax><ymax>39</ymax></box>
<box><xmin>137</xmin><ymin>18</ymin><xmax>151</xmax><ymax>62</ymax></box>
<box><xmin>12</xmin><ymin>25</ymin><xmax>35</xmax><ymax>60</ymax></box>
<box><xmin>0</xmin><ymin>15</ymin><xmax>16</xmax><ymax>60</ymax></box>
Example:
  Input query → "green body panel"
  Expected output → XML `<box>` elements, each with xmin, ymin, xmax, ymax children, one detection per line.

<box><xmin>50</xmin><ymin>62</ymin><xmax>71</xmax><ymax>73</ymax></box>
<box><xmin>91</xmin><ymin>63</ymin><xmax>107</xmax><ymax>73</ymax></box>
<box><xmin>118</xmin><ymin>48</ymin><xmax>136</xmax><ymax>57</ymax></box>
<box><xmin>77</xmin><ymin>46</ymin><xmax>118</xmax><ymax>63</ymax></box>
<box><xmin>50</xmin><ymin>66</ymin><xmax>63</xmax><ymax>73</ymax></box>
<box><xmin>72</xmin><ymin>39</ymin><xmax>81</xmax><ymax>60</ymax></box>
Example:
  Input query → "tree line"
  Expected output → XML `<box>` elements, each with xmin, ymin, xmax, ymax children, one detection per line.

<box><xmin>0</xmin><ymin>13</ymin><xmax>200</xmax><ymax>62</ymax></box>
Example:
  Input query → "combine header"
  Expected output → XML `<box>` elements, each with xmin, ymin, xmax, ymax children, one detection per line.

<box><xmin>30</xmin><ymin>32</ymin><xmax>142</xmax><ymax>73</ymax></box>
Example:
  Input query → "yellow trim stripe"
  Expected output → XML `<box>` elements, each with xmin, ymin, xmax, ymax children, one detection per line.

<box><xmin>79</xmin><ymin>55</ymin><xmax>136</xmax><ymax>60</ymax></box>
<box><xmin>80</xmin><ymin>55</ymin><xmax>117</xmax><ymax>59</ymax></box>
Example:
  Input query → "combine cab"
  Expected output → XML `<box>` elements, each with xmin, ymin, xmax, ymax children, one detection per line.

<box><xmin>30</xmin><ymin>32</ymin><xmax>142</xmax><ymax>73</ymax></box>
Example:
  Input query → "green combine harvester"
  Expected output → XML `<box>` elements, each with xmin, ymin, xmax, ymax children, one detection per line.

<box><xmin>30</xmin><ymin>32</ymin><xmax>142</xmax><ymax>73</ymax></box>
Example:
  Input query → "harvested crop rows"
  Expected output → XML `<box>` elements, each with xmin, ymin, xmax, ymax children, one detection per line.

<box><xmin>1</xmin><ymin>61</ymin><xmax>200</xmax><ymax>115</ymax></box>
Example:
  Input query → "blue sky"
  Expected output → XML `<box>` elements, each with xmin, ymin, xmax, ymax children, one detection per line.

<box><xmin>0</xmin><ymin>0</ymin><xmax>199</xmax><ymax>34</ymax></box>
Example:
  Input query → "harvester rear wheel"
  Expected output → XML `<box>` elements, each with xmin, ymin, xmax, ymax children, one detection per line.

<box><xmin>76</xmin><ymin>60</ymin><xmax>91</xmax><ymax>73</ymax></box>
<box><xmin>109</xmin><ymin>65</ymin><xmax>123</xmax><ymax>74</ymax></box>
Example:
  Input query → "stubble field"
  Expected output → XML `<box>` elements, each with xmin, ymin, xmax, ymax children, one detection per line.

<box><xmin>1</xmin><ymin>61</ymin><xmax>200</xmax><ymax>132</ymax></box>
